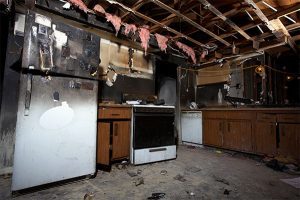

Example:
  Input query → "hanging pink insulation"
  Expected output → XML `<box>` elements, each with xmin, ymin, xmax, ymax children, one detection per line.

<box><xmin>93</xmin><ymin>4</ymin><xmax>106</xmax><ymax>14</ymax></box>
<box><xmin>155</xmin><ymin>33</ymin><xmax>168</xmax><ymax>52</ymax></box>
<box><xmin>176</xmin><ymin>41</ymin><xmax>196</xmax><ymax>64</ymax></box>
<box><xmin>124</xmin><ymin>23</ymin><xmax>137</xmax><ymax>36</ymax></box>
<box><xmin>200</xmin><ymin>50</ymin><xmax>207</xmax><ymax>60</ymax></box>
<box><xmin>138</xmin><ymin>26</ymin><xmax>150</xmax><ymax>53</ymax></box>
<box><xmin>105</xmin><ymin>13</ymin><xmax>122</xmax><ymax>35</ymax></box>
<box><xmin>68</xmin><ymin>0</ymin><xmax>88</xmax><ymax>13</ymax></box>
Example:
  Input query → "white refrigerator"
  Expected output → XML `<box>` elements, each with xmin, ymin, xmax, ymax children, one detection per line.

<box><xmin>12</xmin><ymin>11</ymin><xmax>100</xmax><ymax>191</ymax></box>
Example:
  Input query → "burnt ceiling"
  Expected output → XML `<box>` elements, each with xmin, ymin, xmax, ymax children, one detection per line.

<box><xmin>20</xmin><ymin>0</ymin><xmax>300</xmax><ymax>63</ymax></box>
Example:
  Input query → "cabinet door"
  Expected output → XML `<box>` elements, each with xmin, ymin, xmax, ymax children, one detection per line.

<box><xmin>223</xmin><ymin>120</ymin><xmax>252</xmax><ymax>152</ymax></box>
<box><xmin>112</xmin><ymin>121</ymin><xmax>131</xmax><ymax>160</ymax></box>
<box><xmin>203</xmin><ymin>119</ymin><xmax>223</xmax><ymax>147</ymax></box>
<box><xmin>278</xmin><ymin>123</ymin><xmax>300</xmax><ymax>162</ymax></box>
<box><xmin>97</xmin><ymin>122</ymin><xmax>110</xmax><ymax>165</ymax></box>
<box><xmin>253</xmin><ymin>122</ymin><xmax>276</xmax><ymax>155</ymax></box>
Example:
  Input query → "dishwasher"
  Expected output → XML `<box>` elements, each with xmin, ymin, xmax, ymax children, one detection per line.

<box><xmin>181</xmin><ymin>111</ymin><xmax>202</xmax><ymax>145</ymax></box>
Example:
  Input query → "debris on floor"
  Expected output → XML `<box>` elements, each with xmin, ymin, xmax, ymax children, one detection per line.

<box><xmin>174</xmin><ymin>174</ymin><xmax>186</xmax><ymax>182</ymax></box>
<box><xmin>160</xmin><ymin>170</ymin><xmax>167</xmax><ymax>175</ymax></box>
<box><xmin>213</xmin><ymin>175</ymin><xmax>230</xmax><ymax>185</ymax></box>
<box><xmin>186</xmin><ymin>166</ymin><xmax>201</xmax><ymax>173</ymax></box>
<box><xmin>186</xmin><ymin>191</ymin><xmax>195</xmax><ymax>196</ymax></box>
<box><xmin>265</xmin><ymin>159</ymin><xmax>286</xmax><ymax>171</ymax></box>
<box><xmin>127</xmin><ymin>171</ymin><xmax>138</xmax><ymax>177</ymax></box>
<box><xmin>116</xmin><ymin>160</ymin><xmax>129</xmax><ymax>170</ymax></box>
<box><xmin>134</xmin><ymin>177</ymin><xmax>144</xmax><ymax>186</ymax></box>
<box><xmin>223</xmin><ymin>189</ymin><xmax>231</xmax><ymax>195</ymax></box>
<box><xmin>83</xmin><ymin>192</ymin><xmax>95</xmax><ymax>200</ymax></box>
<box><xmin>283</xmin><ymin>164</ymin><xmax>300</xmax><ymax>175</ymax></box>
<box><xmin>280</xmin><ymin>177</ymin><xmax>300</xmax><ymax>189</ymax></box>
<box><xmin>137</xmin><ymin>169</ymin><xmax>142</xmax><ymax>175</ymax></box>
<box><xmin>215</xmin><ymin>150</ymin><xmax>222</xmax><ymax>154</ymax></box>
<box><xmin>147</xmin><ymin>192</ymin><xmax>166</xmax><ymax>199</ymax></box>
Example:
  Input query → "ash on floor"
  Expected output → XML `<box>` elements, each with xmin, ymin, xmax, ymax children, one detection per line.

<box><xmin>1</xmin><ymin>145</ymin><xmax>299</xmax><ymax>200</ymax></box>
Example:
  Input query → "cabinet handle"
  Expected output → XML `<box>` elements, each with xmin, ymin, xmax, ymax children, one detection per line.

<box><xmin>114</xmin><ymin>124</ymin><xmax>118</xmax><ymax>136</ymax></box>
<box><xmin>112</xmin><ymin>113</ymin><xmax>120</xmax><ymax>116</ymax></box>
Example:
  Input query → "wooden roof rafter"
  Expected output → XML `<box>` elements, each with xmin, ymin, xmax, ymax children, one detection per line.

<box><xmin>244</xmin><ymin>0</ymin><xmax>299</xmax><ymax>53</ymax></box>
<box><xmin>149</xmin><ymin>0</ymin><xmax>231</xmax><ymax>46</ymax></box>
<box><xmin>104</xmin><ymin>0</ymin><xmax>207</xmax><ymax>48</ymax></box>
<box><xmin>205</xmin><ymin>3</ymin><xmax>300</xmax><ymax>44</ymax></box>
<box><xmin>197</xmin><ymin>0</ymin><xmax>254</xmax><ymax>42</ymax></box>
<box><xmin>150</xmin><ymin>1</ymin><xmax>202</xmax><ymax>33</ymax></box>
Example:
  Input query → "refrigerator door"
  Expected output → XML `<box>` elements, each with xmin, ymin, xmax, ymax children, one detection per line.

<box><xmin>22</xmin><ymin>11</ymin><xmax>100</xmax><ymax>79</ymax></box>
<box><xmin>12</xmin><ymin>74</ymin><xmax>98</xmax><ymax>191</ymax></box>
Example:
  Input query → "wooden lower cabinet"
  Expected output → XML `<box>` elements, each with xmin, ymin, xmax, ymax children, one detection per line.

<box><xmin>223</xmin><ymin>120</ymin><xmax>252</xmax><ymax>152</ymax></box>
<box><xmin>111</xmin><ymin>121</ymin><xmax>131</xmax><ymax>160</ymax></box>
<box><xmin>97</xmin><ymin>122</ymin><xmax>110</xmax><ymax>165</ymax></box>
<box><xmin>278</xmin><ymin>123</ymin><xmax>300</xmax><ymax>162</ymax></box>
<box><xmin>202</xmin><ymin>110</ymin><xmax>300</xmax><ymax>162</ymax></box>
<box><xmin>203</xmin><ymin>119</ymin><xmax>223</xmax><ymax>147</ymax></box>
<box><xmin>97</xmin><ymin>107</ymin><xmax>131</xmax><ymax>167</ymax></box>
<box><xmin>253</xmin><ymin>122</ymin><xmax>276</xmax><ymax>156</ymax></box>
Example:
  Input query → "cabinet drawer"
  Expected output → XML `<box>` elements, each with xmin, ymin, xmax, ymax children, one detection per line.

<box><xmin>257</xmin><ymin>113</ymin><xmax>276</xmax><ymax>122</ymax></box>
<box><xmin>98</xmin><ymin>107</ymin><xmax>131</xmax><ymax>119</ymax></box>
<box><xmin>277</xmin><ymin>114</ymin><xmax>300</xmax><ymax>123</ymax></box>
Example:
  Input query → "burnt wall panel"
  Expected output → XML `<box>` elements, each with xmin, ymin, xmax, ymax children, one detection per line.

<box><xmin>99</xmin><ymin>76</ymin><xmax>155</xmax><ymax>104</ymax></box>
<box><xmin>0</xmin><ymin>33</ymin><xmax>23</xmax><ymax>175</ymax></box>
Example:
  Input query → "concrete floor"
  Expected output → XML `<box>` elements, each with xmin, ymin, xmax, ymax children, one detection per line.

<box><xmin>1</xmin><ymin>145</ymin><xmax>300</xmax><ymax>200</ymax></box>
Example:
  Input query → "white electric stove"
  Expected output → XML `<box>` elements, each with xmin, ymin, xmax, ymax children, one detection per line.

<box><xmin>130</xmin><ymin>104</ymin><xmax>176</xmax><ymax>165</ymax></box>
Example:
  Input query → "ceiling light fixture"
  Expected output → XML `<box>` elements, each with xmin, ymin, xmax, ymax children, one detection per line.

<box><xmin>262</xmin><ymin>1</ymin><xmax>277</xmax><ymax>12</ymax></box>
<box><xmin>284</xmin><ymin>15</ymin><xmax>296</xmax><ymax>23</ymax></box>
<box><xmin>245</xmin><ymin>10</ymin><xmax>254</xmax><ymax>21</ymax></box>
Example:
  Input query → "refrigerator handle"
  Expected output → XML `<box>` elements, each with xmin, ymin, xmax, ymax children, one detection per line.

<box><xmin>24</xmin><ymin>73</ymin><xmax>32</xmax><ymax>116</ymax></box>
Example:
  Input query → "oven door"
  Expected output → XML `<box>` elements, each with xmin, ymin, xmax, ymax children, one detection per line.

<box><xmin>133</xmin><ymin>113</ymin><xmax>175</xmax><ymax>149</ymax></box>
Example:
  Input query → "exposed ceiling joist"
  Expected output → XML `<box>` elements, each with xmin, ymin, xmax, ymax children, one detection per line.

<box><xmin>245</xmin><ymin>0</ymin><xmax>298</xmax><ymax>53</ymax></box>
<box><xmin>105</xmin><ymin>0</ymin><xmax>206</xmax><ymax>47</ymax></box>
<box><xmin>207</xmin><ymin>3</ymin><xmax>300</xmax><ymax>44</ymax></box>
<box><xmin>150</xmin><ymin>0</ymin><xmax>231</xmax><ymax>46</ymax></box>
<box><xmin>197</xmin><ymin>0</ymin><xmax>253</xmax><ymax>41</ymax></box>
<box><xmin>150</xmin><ymin>2</ymin><xmax>201</xmax><ymax>33</ymax></box>
<box><xmin>121</xmin><ymin>0</ymin><xmax>146</xmax><ymax>20</ymax></box>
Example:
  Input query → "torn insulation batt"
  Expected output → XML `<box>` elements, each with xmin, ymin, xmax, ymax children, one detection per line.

<box><xmin>176</xmin><ymin>41</ymin><xmax>196</xmax><ymax>64</ymax></box>
<box><xmin>155</xmin><ymin>34</ymin><xmax>168</xmax><ymax>52</ymax></box>
<box><xmin>68</xmin><ymin>0</ymin><xmax>88</xmax><ymax>13</ymax></box>
<box><xmin>138</xmin><ymin>27</ymin><xmax>150</xmax><ymax>53</ymax></box>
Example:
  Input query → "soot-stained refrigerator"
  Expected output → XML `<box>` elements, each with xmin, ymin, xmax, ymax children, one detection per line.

<box><xmin>12</xmin><ymin>11</ymin><xmax>100</xmax><ymax>191</ymax></box>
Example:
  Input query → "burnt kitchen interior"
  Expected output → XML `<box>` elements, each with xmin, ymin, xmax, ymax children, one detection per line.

<box><xmin>0</xmin><ymin>0</ymin><xmax>300</xmax><ymax>199</ymax></box>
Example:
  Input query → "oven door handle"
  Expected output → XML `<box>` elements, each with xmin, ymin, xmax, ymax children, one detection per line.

<box><xmin>149</xmin><ymin>148</ymin><xmax>167</xmax><ymax>152</ymax></box>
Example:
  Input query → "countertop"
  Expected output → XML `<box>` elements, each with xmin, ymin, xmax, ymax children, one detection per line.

<box><xmin>98</xmin><ymin>103</ymin><xmax>132</xmax><ymax>108</ymax></box>
<box><xmin>181</xmin><ymin>105</ymin><xmax>300</xmax><ymax>111</ymax></box>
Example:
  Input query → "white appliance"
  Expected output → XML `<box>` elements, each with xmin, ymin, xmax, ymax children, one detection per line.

<box><xmin>131</xmin><ymin>105</ymin><xmax>176</xmax><ymax>165</ymax></box>
<box><xmin>181</xmin><ymin>111</ymin><xmax>203</xmax><ymax>145</ymax></box>
<box><xmin>12</xmin><ymin>12</ymin><xmax>100</xmax><ymax>191</ymax></box>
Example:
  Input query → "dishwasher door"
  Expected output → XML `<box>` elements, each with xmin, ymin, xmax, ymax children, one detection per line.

<box><xmin>181</xmin><ymin>111</ymin><xmax>202</xmax><ymax>145</ymax></box>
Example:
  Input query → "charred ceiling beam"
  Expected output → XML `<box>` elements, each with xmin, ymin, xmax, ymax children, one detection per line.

<box><xmin>104</xmin><ymin>0</ymin><xmax>206</xmax><ymax>47</ymax></box>
<box><xmin>150</xmin><ymin>0</ymin><xmax>231</xmax><ymax>46</ymax></box>
<box><xmin>150</xmin><ymin>2</ymin><xmax>201</xmax><ymax>33</ymax></box>
<box><xmin>197</xmin><ymin>0</ymin><xmax>253</xmax><ymax>41</ymax></box>
<box><xmin>206</xmin><ymin>3</ymin><xmax>300</xmax><ymax>44</ymax></box>
<box><xmin>244</xmin><ymin>0</ymin><xmax>298</xmax><ymax>53</ymax></box>
<box><xmin>121</xmin><ymin>0</ymin><xmax>146</xmax><ymax>20</ymax></box>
